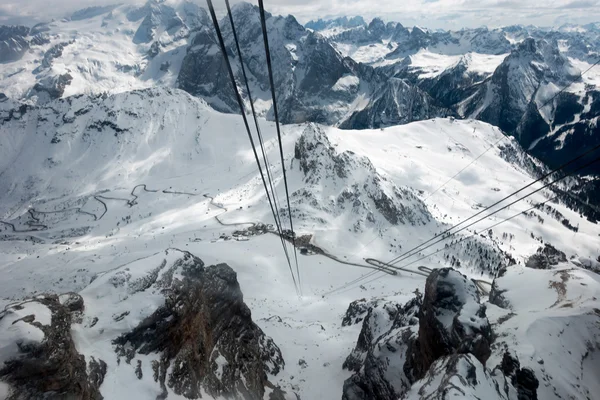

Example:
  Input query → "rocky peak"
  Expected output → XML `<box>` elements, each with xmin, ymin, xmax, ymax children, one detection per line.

<box><xmin>525</xmin><ymin>243</ymin><xmax>567</xmax><ymax>269</ymax></box>
<box><xmin>342</xmin><ymin>268</ymin><xmax>538</xmax><ymax>400</ymax></box>
<box><xmin>305</xmin><ymin>16</ymin><xmax>366</xmax><ymax>31</ymax></box>
<box><xmin>293</xmin><ymin>124</ymin><xmax>432</xmax><ymax>227</ymax></box>
<box><xmin>111</xmin><ymin>252</ymin><xmax>286</xmax><ymax>399</ymax></box>
<box><xmin>410</xmin><ymin>26</ymin><xmax>428</xmax><ymax>40</ymax></box>
<box><xmin>348</xmin><ymin>16</ymin><xmax>367</xmax><ymax>28</ymax></box>
<box><xmin>390</xmin><ymin>23</ymin><xmax>410</xmax><ymax>42</ymax></box>
<box><xmin>0</xmin><ymin>25</ymin><xmax>30</xmax><ymax>63</ymax></box>
<box><xmin>133</xmin><ymin>1</ymin><xmax>182</xmax><ymax>44</ymax></box>
<box><xmin>0</xmin><ymin>293</ymin><xmax>105</xmax><ymax>399</ymax></box>
<box><xmin>407</xmin><ymin>268</ymin><xmax>492</xmax><ymax>380</ymax></box>
<box><xmin>0</xmin><ymin>25</ymin><xmax>29</xmax><ymax>39</ymax></box>
<box><xmin>0</xmin><ymin>250</ymin><xmax>290</xmax><ymax>399</ymax></box>
<box><xmin>367</xmin><ymin>18</ymin><xmax>386</xmax><ymax>35</ymax></box>
<box><xmin>339</xmin><ymin>78</ymin><xmax>453</xmax><ymax>129</ymax></box>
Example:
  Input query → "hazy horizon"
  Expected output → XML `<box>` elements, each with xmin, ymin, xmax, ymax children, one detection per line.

<box><xmin>1</xmin><ymin>0</ymin><xmax>599</xmax><ymax>31</ymax></box>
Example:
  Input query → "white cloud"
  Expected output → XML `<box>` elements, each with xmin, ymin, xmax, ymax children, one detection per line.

<box><xmin>1</xmin><ymin>0</ymin><xmax>599</xmax><ymax>29</ymax></box>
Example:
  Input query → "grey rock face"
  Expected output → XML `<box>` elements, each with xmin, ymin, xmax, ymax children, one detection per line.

<box><xmin>130</xmin><ymin>0</ymin><xmax>207</xmax><ymax>44</ymax></box>
<box><xmin>41</xmin><ymin>41</ymin><xmax>74</xmax><ymax>69</ymax></box>
<box><xmin>0</xmin><ymin>26</ymin><xmax>30</xmax><ymax>63</ymax></box>
<box><xmin>342</xmin><ymin>268</ymin><xmax>522</xmax><ymax>400</ymax></box>
<box><xmin>113</xmin><ymin>252</ymin><xmax>286</xmax><ymax>400</ymax></box>
<box><xmin>463</xmin><ymin>38</ymin><xmax>577</xmax><ymax>137</ymax></box>
<box><xmin>29</xmin><ymin>73</ymin><xmax>73</xmax><ymax>102</ymax></box>
<box><xmin>305</xmin><ymin>16</ymin><xmax>366</xmax><ymax>31</ymax></box>
<box><xmin>525</xmin><ymin>243</ymin><xmax>567</xmax><ymax>269</ymax></box>
<box><xmin>416</xmin><ymin>55</ymin><xmax>486</xmax><ymax>109</ymax></box>
<box><xmin>339</xmin><ymin>78</ymin><xmax>454</xmax><ymax>129</ymax></box>
<box><xmin>498</xmin><ymin>351</ymin><xmax>540</xmax><ymax>400</ymax></box>
<box><xmin>406</xmin><ymin>268</ymin><xmax>492</xmax><ymax>381</ymax></box>
<box><xmin>293</xmin><ymin>124</ymin><xmax>432</xmax><ymax>228</ymax></box>
<box><xmin>0</xmin><ymin>294</ymin><xmax>106</xmax><ymax>399</ymax></box>
<box><xmin>177</xmin><ymin>28</ymin><xmax>238</xmax><ymax>113</ymax></box>
<box><xmin>342</xmin><ymin>296</ymin><xmax>421</xmax><ymax>400</ymax></box>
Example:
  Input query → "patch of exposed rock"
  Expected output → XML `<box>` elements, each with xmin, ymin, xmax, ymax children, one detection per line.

<box><xmin>28</xmin><ymin>73</ymin><xmax>73</xmax><ymax>103</ymax></box>
<box><xmin>0</xmin><ymin>250</ymin><xmax>290</xmax><ymax>400</ymax></box>
<box><xmin>0</xmin><ymin>294</ymin><xmax>105</xmax><ymax>399</ymax></box>
<box><xmin>111</xmin><ymin>252</ymin><xmax>286</xmax><ymax>399</ymax></box>
<box><xmin>0</xmin><ymin>26</ymin><xmax>30</xmax><ymax>63</ymax></box>
<box><xmin>525</xmin><ymin>243</ymin><xmax>567</xmax><ymax>270</ymax></box>
<box><xmin>406</xmin><ymin>268</ymin><xmax>493</xmax><ymax>380</ymax></box>
<box><xmin>293</xmin><ymin>124</ymin><xmax>432</xmax><ymax>230</ymax></box>
<box><xmin>342</xmin><ymin>267</ymin><xmax>537</xmax><ymax>400</ymax></box>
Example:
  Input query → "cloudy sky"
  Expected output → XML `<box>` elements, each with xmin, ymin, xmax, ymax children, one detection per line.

<box><xmin>1</xmin><ymin>0</ymin><xmax>599</xmax><ymax>29</ymax></box>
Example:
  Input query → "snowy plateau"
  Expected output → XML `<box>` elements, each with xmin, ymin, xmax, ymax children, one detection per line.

<box><xmin>0</xmin><ymin>2</ymin><xmax>599</xmax><ymax>400</ymax></box>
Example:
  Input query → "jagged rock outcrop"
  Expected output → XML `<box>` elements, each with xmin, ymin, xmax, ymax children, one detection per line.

<box><xmin>525</xmin><ymin>243</ymin><xmax>567</xmax><ymax>269</ymax></box>
<box><xmin>403</xmin><ymin>350</ymin><xmax>539</xmax><ymax>399</ymax></box>
<box><xmin>497</xmin><ymin>351</ymin><xmax>539</xmax><ymax>400</ymax></box>
<box><xmin>0</xmin><ymin>26</ymin><xmax>30</xmax><ymax>63</ymax></box>
<box><xmin>342</xmin><ymin>295</ymin><xmax>422</xmax><ymax>400</ymax></box>
<box><xmin>177</xmin><ymin>27</ymin><xmax>241</xmax><ymax>114</ymax></box>
<box><xmin>488</xmin><ymin>267</ymin><xmax>511</xmax><ymax>309</ymax></box>
<box><xmin>111</xmin><ymin>252</ymin><xmax>286</xmax><ymax>399</ymax></box>
<box><xmin>404</xmin><ymin>353</ymin><xmax>504</xmax><ymax>399</ymax></box>
<box><xmin>341</xmin><ymin>298</ymin><xmax>373</xmax><ymax>326</ymax></box>
<box><xmin>339</xmin><ymin>78</ymin><xmax>454</xmax><ymax>129</ymax></box>
<box><xmin>0</xmin><ymin>250</ymin><xmax>289</xmax><ymax>400</ymax></box>
<box><xmin>40</xmin><ymin>41</ymin><xmax>74</xmax><ymax>69</ymax></box>
<box><xmin>416</xmin><ymin>54</ymin><xmax>488</xmax><ymax>109</ymax></box>
<box><xmin>0</xmin><ymin>294</ymin><xmax>106</xmax><ymax>399</ymax></box>
<box><xmin>28</xmin><ymin>73</ymin><xmax>73</xmax><ymax>103</ymax></box>
<box><xmin>129</xmin><ymin>0</ymin><xmax>190</xmax><ymax>44</ymax></box>
<box><xmin>341</xmin><ymin>268</ymin><xmax>533</xmax><ymax>400</ymax></box>
<box><xmin>305</xmin><ymin>16</ymin><xmax>366</xmax><ymax>31</ymax></box>
<box><xmin>293</xmin><ymin>124</ymin><xmax>432</xmax><ymax>229</ymax></box>
<box><xmin>406</xmin><ymin>268</ymin><xmax>493</xmax><ymax>380</ymax></box>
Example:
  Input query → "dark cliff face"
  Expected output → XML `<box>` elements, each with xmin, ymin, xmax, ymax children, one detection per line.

<box><xmin>341</xmin><ymin>267</ymin><xmax>538</xmax><ymax>400</ymax></box>
<box><xmin>339</xmin><ymin>78</ymin><xmax>454</xmax><ymax>129</ymax></box>
<box><xmin>0</xmin><ymin>250</ymin><xmax>288</xmax><ymax>400</ymax></box>
<box><xmin>177</xmin><ymin>28</ymin><xmax>239</xmax><ymax>113</ymax></box>
<box><xmin>0</xmin><ymin>26</ymin><xmax>30</xmax><ymax>63</ymax></box>
<box><xmin>113</xmin><ymin>253</ymin><xmax>286</xmax><ymax>400</ymax></box>
<box><xmin>0</xmin><ymin>293</ymin><xmax>106</xmax><ymax>400</ymax></box>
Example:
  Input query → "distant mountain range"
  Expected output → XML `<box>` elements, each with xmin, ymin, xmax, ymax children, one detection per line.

<box><xmin>1</xmin><ymin>2</ymin><xmax>599</xmax><ymax>176</ymax></box>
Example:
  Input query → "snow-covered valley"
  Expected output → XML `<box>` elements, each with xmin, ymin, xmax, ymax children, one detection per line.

<box><xmin>1</xmin><ymin>87</ymin><xmax>599</xmax><ymax>399</ymax></box>
<box><xmin>1</xmin><ymin>1</ymin><xmax>600</xmax><ymax>399</ymax></box>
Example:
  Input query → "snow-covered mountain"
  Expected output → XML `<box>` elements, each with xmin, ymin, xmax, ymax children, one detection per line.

<box><xmin>458</xmin><ymin>38</ymin><xmax>600</xmax><ymax>175</ymax></box>
<box><xmin>2</xmin><ymin>2</ymin><xmax>598</xmax><ymax>184</ymax></box>
<box><xmin>1</xmin><ymin>3</ymin><xmax>600</xmax><ymax>399</ymax></box>
<box><xmin>1</xmin><ymin>86</ymin><xmax>599</xmax><ymax>399</ymax></box>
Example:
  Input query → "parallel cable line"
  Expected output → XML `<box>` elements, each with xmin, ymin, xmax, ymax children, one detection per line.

<box><xmin>386</xmin><ymin>154</ymin><xmax>600</xmax><ymax>267</ymax></box>
<box><xmin>387</xmin><ymin>143</ymin><xmax>600</xmax><ymax>267</ymax></box>
<box><xmin>341</xmin><ymin>58</ymin><xmax>600</xmax><ymax>267</ymax></box>
<box><xmin>328</xmin><ymin>194</ymin><xmax>560</xmax><ymax>297</ymax></box>
<box><xmin>223</xmin><ymin>0</ymin><xmax>285</xmax><ymax>236</ymax></box>
<box><xmin>423</xmin><ymin>57</ymin><xmax>600</xmax><ymax>203</ymax></box>
<box><xmin>323</xmin><ymin>155</ymin><xmax>600</xmax><ymax>297</ymax></box>
<box><xmin>206</xmin><ymin>0</ymin><xmax>299</xmax><ymax>296</ymax></box>
<box><xmin>257</xmin><ymin>0</ymin><xmax>302</xmax><ymax>296</ymax></box>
